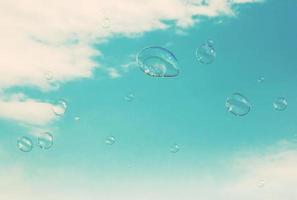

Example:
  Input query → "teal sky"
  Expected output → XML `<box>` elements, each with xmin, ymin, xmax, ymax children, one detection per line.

<box><xmin>0</xmin><ymin>0</ymin><xmax>297</xmax><ymax>199</ymax></box>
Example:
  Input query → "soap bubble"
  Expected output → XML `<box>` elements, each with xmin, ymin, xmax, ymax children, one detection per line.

<box><xmin>124</xmin><ymin>93</ymin><xmax>135</xmax><ymax>102</ymax></box>
<box><xmin>17</xmin><ymin>136</ymin><xmax>33</xmax><ymax>152</ymax></box>
<box><xmin>45</xmin><ymin>71</ymin><xmax>53</xmax><ymax>81</ymax></box>
<box><xmin>170</xmin><ymin>143</ymin><xmax>180</xmax><ymax>153</ymax></box>
<box><xmin>105</xmin><ymin>136</ymin><xmax>116</xmax><ymax>145</ymax></box>
<box><xmin>258</xmin><ymin>180</ymin><xmax>265</xmax><ymax>188</ymax></box>
<box><xmin>52</xmin><ymin>99</ymin><xmax>67</xmax><ymax>116</ymax></box>
<box><xmin>102</xmin><ymin>17</ymin><xmax>110</xmax><ymax>29</ymax></box>
<box><xmin>226</xmin><ymin>93</ymin><xmax>251</xmax><ymax>116</ymax></box>
<box><xmin>196</xmin><ymin>40</ymin><xmax>216</xmax><ymax>64</ymax></box>
<box><xmin>273</xmin><ymin>97</ymin><xmax>287</xmax><ymax>111</ymax></box>
<box><xmin>257</xmin><ymin>76</ymin><xmax>265</xmax><ymax>83</ymax></box>
<box><xmin>137</xmin><ymin>46</ymin><xmax>179</xmax><ymax>77</ymax></box>
<box><xmin>74</xmin><ymin>116</ymin><xmax>80</xmax><ymax>121</ymax></box>
<box><xmin>38</xmin><ymin>132</ymin><xmax>53</xmax><ymax>150</ymax></box>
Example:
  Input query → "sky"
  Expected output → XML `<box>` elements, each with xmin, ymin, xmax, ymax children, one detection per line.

<box><xmin>0</xmin><ymin>0</ymin><xmax>297</xmax><ymax>199</ymax></box>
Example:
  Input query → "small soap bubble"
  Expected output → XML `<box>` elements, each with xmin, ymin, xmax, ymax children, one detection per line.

<box><xmin>196</xmin><ymin>40</ymin><xmax>216</xmax><ymax>64</ymax></box>
<box><xmin>258</xmin><ymin>180</ymin><xmax>265</xmax><ymax>188</ymax></box>
<box><xmin>170</xmin><ymin>143</ymin><xmax>180</xmax><ymax>153</ymax></box>
<box><xmin>226</xmin><ymin>93</ymin><xmax>251</xmax><ymax>116</ymax></box>
<box><xmin>257</xmin><ymin>76</ymin><xmax>265</xmax><ymax>83</ymax></box>
<box><xmin>45</xmin><ymin>71</ymin><xmax>53</xmax><ymax>81</ymax></box>
<box><xmin>125</xmin><ymin>93</ymin><xmax>135</xmax><ymax>102</ymax></box>
<box><xmin>38</xmin><ymin>132</ymin><xmax>53</xmax><ymax>150</ymax></box>
<box><xmin>273</xmin><ymin>97</ymin><xmax>287</xmax><ymax>111</ymax></box>
<box><xmin>52</xmin><ymin>99</ymin><xmax>67</xmax><ymax>116</ymax></box>
<box><xmin>102</xmin><ymin>17</ymin><xmax>110</xmax><ymax>29</ymax></box>
<box><xmin>74</xmin><ymin>116</ymin><xmax>80</xmax><ymax>121</ymax></box>
<box><xmin>17</xmin><ymin>136</ymin><xmax>33</xmax><ymax>152</ymax></box>
<box><xmin>105</xmin><ymin>136</ymin><xmax>116</xmax><ymax>145</ymax></box>
<box><xmin>137</xmin><ymin>46</ymin><xmax>179</xmax><ymax>77</ymax></box>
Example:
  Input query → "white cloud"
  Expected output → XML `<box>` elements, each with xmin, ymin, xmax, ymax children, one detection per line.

<box><xmin>0</xmin><ymin>141</ymin><xmax>296</xmax><ymax>200</ymax></box>
<box><xmin>0</xmin><ymin>93</ymin><xmax>56</xmax><ymax>125</ymax></box>
<box><xmin>0</xmin><ymin>0</ymin><xmax>262</xmax><ymax>125</ymax></box>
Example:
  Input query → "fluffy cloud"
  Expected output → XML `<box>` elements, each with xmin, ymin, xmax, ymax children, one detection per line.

<box><xmin>0</xmin><ymin>0</ymin><xmax>262</xmax><ymax>125</ymax></box>
<box><xmin>0</xmin><ymin>93</ymin><xmax>55</xmax><ymax>125</ymax></box>
<box><xmin>0</xmin><ymin>141</ymin><xmax>296</xmax><ymax>200</ymax></box>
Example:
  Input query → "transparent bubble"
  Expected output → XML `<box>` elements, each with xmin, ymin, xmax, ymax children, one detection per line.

<box><xmin>124</xmin><ymin>93</ymin><xmax>135</xmax><ymax>102</ymax></box>
<box><xmin>38</xmin><ymin>132</ymin><xmax>53</xmax><ymax>150</ymax></box>
<box><xmin>105</xmin><ymin>136</ymin><xmax>116</xmax><ymax>145</ymax></box>
<box><xmin>196</xmin><ymin>40</ymin><xmax>216</xmax><ymax>64</ymax></box>
<box><xmin>170</xmin><ymin>143</ymin><xmax>180</xmax><ymax>153</ymax></box>
<box><xmin>257</xmin><ymin>76</ymin><xmax>265</xmax><ymax>83</ymax></box>
<box><xmin>226</xmin><ymin>93</ymin><xmax>251</xmax><ymax>116</ymax></box>
<box><xmin>52</xmin><ymin>99</ymin><xmax>67</xmax><ymax>116</ymax></box>
<box><xmin>17</xmin><ymin>136</ymin><xmax>33</xmax><ymax>152</ymax></box>
<box><xmin>258</xmin><ymin>180</ymin><xmax>265</xmax><ymax>188</ymax></box>
<box><xmin>273</xmin><ymin>97</ymin><xmax>287</xmax><ymax>111</ymax></box>
<box><xmin>45</xmin><ymin>71</ymin><xmax>53</xmax><ymax>81</ymax></box>
<box><xmin>137</xmin><ymin>46</ymin><xmax>179</xmax><ymax>77</ymax></box>
<box><xmin>74</xmin><ymin>116</ymin><xmax>80</xmax><ymax>121</ymax></box>
<box><xmin>102</xmin><ymin>17</ymin><xmax>110</xmax><ymax>29</ymax></box>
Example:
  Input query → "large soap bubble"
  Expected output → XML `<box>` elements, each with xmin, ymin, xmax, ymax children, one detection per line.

<box><xmin>137</xmin><ymin>46</ymin><xmax>179</xmax><ymax>77</ymax></box>
<box><xmin>226</xmin><ymin>93</ymin><xmax>251</xmax><ymax>116</ymax></box>
<box><xmin>196</xmin><ymin>40</ymin><xmax>216</xmax><ymax>64</ymax></box>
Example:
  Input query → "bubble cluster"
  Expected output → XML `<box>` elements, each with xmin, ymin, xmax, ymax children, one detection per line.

<box><xmin>226</xmin><ymin>93</ymin><xmax>251</xmax><ymax>116</ymax></box>
<box><xmin>38</xmin><ymin>132</ymin><xmax>54</xmax><ymax>150</ymax></box>
<box><xmin>52</xmin><ymin>99</ymin><xmax>68</xmax><ymax>116</ymax></box>
<box><xmin>17</xmin><ymin>136</ymin><xmax>33</xmax><ymax>152</ymax></box>
<box><xmin>273</xmin><ymin>97</ymin><xmax>287</xmax><ymax>111</ymax></box>
<box><xmin>137</xmin><ymin>46</ymin><xmax>179</xmax><ymax>77</ymax></box>
<box><xmin>170</xmin><ymin>143</ymin><xmax>180</xmax><ymax>153</ymax></box>
<box><xmin>196</xmin><ymin>40</ymin><xmax>216</xmax><ymax>64</ymax></box>
<box><xmin>105</xmin><ymin>136</ymin><xmax>116</xmax><ymax>145</ymax></box>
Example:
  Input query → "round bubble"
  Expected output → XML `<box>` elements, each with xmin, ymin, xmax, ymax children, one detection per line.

<box><xmin>102</xmin><ymin>17</ymin><xmax>110</xmax><ymax>29</ymax></box>
<box><xmin>273</xmin><ymin>97</ymin><xmax>287</xmax><ymax>111</ymax></box>
<box><xmin>74</xmin><ymin>116</ymin><xmax>80</xmax><ymax>121</ymax></box>
<box><xmin>105</xmin><ymin>136</ymin><xmax>116</xmax><ymax>145</ymax></box>
<box><xmin>257</xmin><ymin>76</ymin><xmax>265</xmax><ymax>83</ymax></box>
<box><xmin>38</xmin><ymin>132</ymin><xmax>54</xmax><ymax>150</ymax></box>
<box><xmin>258</xmin><ymin>180</ymin><xmax>265</xmax><ymax>188</ymax></box>
<box><xmin>45</xmin><ymin>71</ymin><xmax>53</xmax><ymax>81</ymax></box>
<box><xmin>170</xmin><ymin>143</ymin><xmax>180</xmax><ymax>153</ymax></box>
<box><xmin>52</xmin><ymin>99</ymin><xmax>67</xmax><ymax>116</ymax></box>
<box><xmin>125</xmin><ymin>93</ymin><xmax>135</xmax><ymax>102</ymax></box>
<box><xmin>226</xmin><ymin>93</ymin><xmax>251</xmax><ymax>116</ymax></box>
<box><xmin>137</xmin><ymin>46</ymin><xmax>179</xmax><ymax>77</ymax></box>
<box><xmin>17</xmin><ymin>136</ymin><xmax>33</xmax><ymax>152</ymax></box>
<box><xmin>196</xmin><ymin>40</ymin><xmax>216</xmax><ymax>64</ymax></box>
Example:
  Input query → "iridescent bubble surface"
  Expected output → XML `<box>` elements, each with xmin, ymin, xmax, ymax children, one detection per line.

<box><xmin>196</xmin><ymin>40</ymin><xmax>216</xmax><ymax>64</ymax></box>
<box><xmin>38</xmin><ymin>132</ymin><xmax>54</xmax><ymax>150</ymax></box>
<box><xmin>52</xmin><ymin>99</ymin><xmax>67</xmax><ymax>116</ymax></box>
<box><xmin>137</xmin><ymin>46</ymin><xmax>179</xmax><ymax>77</ymax></box>
<box><xmin>273</xmin><ymin>97</ymin><xmax>287</xmax><ymax>111</ymax></box>
<box><xmin>17</xmin><ymin>136</ymin><xmax>33</xmax><ymax>152</ymax></box>
<box><xmin>226</xmin><ymin>93</ymin><xmax>251</xmax><ymax>116</ymax></box>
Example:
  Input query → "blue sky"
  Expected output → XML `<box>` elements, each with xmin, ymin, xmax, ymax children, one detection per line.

<box><xmin>0</xmin><ymin>0</ymin><xmax>297</xmax><ymax>199</ymax></box>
